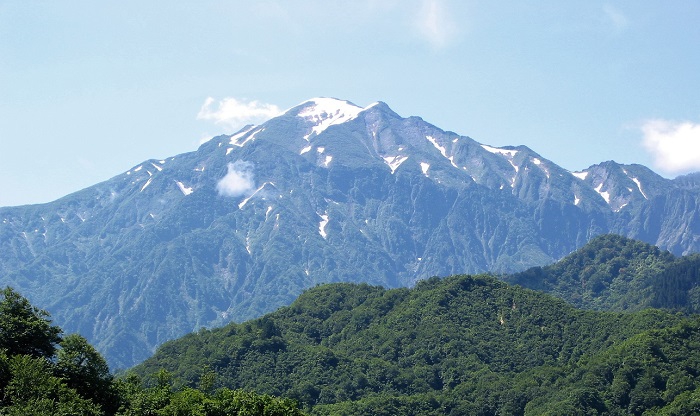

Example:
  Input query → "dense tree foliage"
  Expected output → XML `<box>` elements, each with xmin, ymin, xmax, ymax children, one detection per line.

<box><xmin>652</xmin><ymin>253</ymin><xmax>700</xmax><ymax>312</ymax></box>
<box><xmin>0</xmin><ymin>287</ymin><xmax>62</xmax><ymax>358</ymax></box>
<box><xmin>506</xmin><ymin>234</ymin><xmax>700</xmax><ymax>313</ymax></box>
<box><xmin>135</xmin><ymin>274</ymin><xmax>700</xmax><ymax>415</ymax></box>
<box><xmin>0</xmin><ymin>286</ymin><xmax>306</xmax><ymax>415</ymax></box>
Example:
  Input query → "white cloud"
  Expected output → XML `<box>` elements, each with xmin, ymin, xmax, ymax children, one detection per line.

<box><xmin>216</xmin><ymin>161</ymin><xmax>255</xmax><ymax>197</ymax></box>
<box><xmin>197</xmin><ymin>97</ymin><xmax>281</xmax><ymax>130</ymax></box>
<box><xmin>641</xmin><ymin>119</ymin><xmax>700</xmax><ymax>174</ymax></box>
<box><xmin>603</xmin><ymin>5</ymin><xmax>628</xmax><ymax>32</ymax></box>
<box><xmin>415</xmin><ymin>0</ymin><xmax>458</xmax><ymax>49</ymax></box>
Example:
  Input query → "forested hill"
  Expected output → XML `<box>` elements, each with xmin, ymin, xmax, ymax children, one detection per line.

<box><xmin>505</xmin><ymin>234</ymin><xmax>700</xmax><ymax>313</ymax></box>
<box><xmin>133</xmin><ymin>274</ymin><xmax>700</xmax><ymax>415</ymax></box>
<box><xmin>0</xmin><ymin>287</ymin><xmax>306</xmax><ymax>415</ymax></box>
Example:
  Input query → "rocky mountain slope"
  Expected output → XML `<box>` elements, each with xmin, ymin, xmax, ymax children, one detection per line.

<box><xmin>1</xmin><ymin>97</ymin><xmax>699</xmax><ymax>367</ymax></box>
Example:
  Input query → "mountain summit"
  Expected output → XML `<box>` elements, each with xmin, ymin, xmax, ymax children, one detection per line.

<box><xmin>1</xmin><ymin>97</ymin><xmax>699</xmax><ymax>367</ymax></box>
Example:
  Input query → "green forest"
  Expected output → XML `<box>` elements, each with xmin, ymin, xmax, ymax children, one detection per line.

<box><xmin>135</xmin><ymin>270</ymin><xmax>700</xmax><ymax>415</ymax></box>
<box><xmin>505</xmin><ymin>235</ymin><xmax>700</xmax><ymax>313</ymax></box>
<box><xmin>0</xmin><ymin>287</ymin><xmax>305</xmax><ymax>415</ymax></box>
<box><xmin>2</xmin><ymin>235</ymin><xmax>700</xmax><ymax>415</ymax></box>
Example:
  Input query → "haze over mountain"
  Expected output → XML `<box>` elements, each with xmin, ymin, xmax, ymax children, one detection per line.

<box><xmin>1</xmin><ymin>98</ymin><xmax>699</xmax><ymax>368</ymax></box>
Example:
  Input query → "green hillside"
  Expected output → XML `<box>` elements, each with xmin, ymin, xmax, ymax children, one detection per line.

<box><xmin>506</xmin><ymin>234</ymin><xmax>700</xmax><ymax>313</ymax></box>
<box><xmin>0</xmin><ymin>287</ymin><xmax>305</xmax><ymax>416</ymax></box>
<box><xmin>134</xmin><ymin>274</ymin><xmax>700</xmax><ymax>415</ymax></box>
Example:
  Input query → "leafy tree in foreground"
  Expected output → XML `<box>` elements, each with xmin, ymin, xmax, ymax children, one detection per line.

<box><xmin>56</xmin><ymin>333</ymin><xmax>120</xmax><ymax>414</ymax></box>
<box><xmin>115</xmin><ymin>370</ymin><xmax>306</xmax><ymax>416</ymax></box>
<box><xmin>0</xmin><ymin>286</ymin><xmax>307</xmax><ymax>415</ymax></box>
<box><xmin>2</xmin><ymin>354</ymin><xmax>102</xmax><ymax>416</ymax></box>
<box><xmin>0</xmin><ymin>286</ymin><xmax>62</xmax><ymax>358</ymax></box>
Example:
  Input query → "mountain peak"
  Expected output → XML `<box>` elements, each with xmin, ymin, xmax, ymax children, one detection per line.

<box><xmin>290</xmin><ymin>97</ymin><xmax>363</xmax><ymax>118</ymax></box>
<box><xmin>282</xmin><ymin>97</ymin><xmax>365</xmax><ymax>140</ymax></box>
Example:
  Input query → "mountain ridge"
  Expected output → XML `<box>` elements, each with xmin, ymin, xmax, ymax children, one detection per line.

<box><xmin>2</xmin><ymin>97</ymin><xmax>700</xmax><ymax>367</ymax></box>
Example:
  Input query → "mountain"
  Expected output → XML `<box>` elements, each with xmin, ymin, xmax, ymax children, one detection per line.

<box><xmin>2</xmin><ymin>97</ymin><xmax>700</xmax><ymax>367</ymax></box>
<box><xmin>132</xmin><ymin>274</ymin><xmax>700</xmax><ymax>415</ymax></box>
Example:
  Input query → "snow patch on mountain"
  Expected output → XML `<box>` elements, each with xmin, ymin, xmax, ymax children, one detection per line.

<box><xmin>229</xmin><ymin>126</ymin><xmax>256</xmax><ymax>146</ymax></box>
<box><xmin>140</xmin><ymin>178</ymin><xmax>153</xmax><ymax>192</ymax></box>
<box><xmin>319</xmin><ymin>213</ymin><xmax>329</xmax><ymax>239</ymax></box>
<box><xmin>175</xmin><ymin>181</ymin><xmax>193</xmax><ymax>196</ymax></box>
<box><xmin>238</xmin><ymin>182</ymin><xmax>274</xmax><ymax>209</ymax></box>
<box><xmin>481</xmin><ymin>144</ymin><xmax>519</xmax><ymax>186</ymax></box>
<box><xmin>630</xmin><ymin>177</ymin><xmax>648</xmax><ymax>200</ymax></box>
<box><xmin>426</xmin><ymin>135</ymin><xmax>459</xmax><ymax>169</ymax></box>
<box><xmin>383</xmin><ymin>155</ymin><xmax>409</xmax><ymax>174</ymax></box>
<box><xmin>481</xmin><ymin>144</ymin><xmax>518</xmax><ymax>158</ymax></box>
<box><xmin>299</xmin><ymin>98</ymin><xmax>364</xmax><ymax>140</ymax></box>
<box><xmin>532</xmin><ymin>158</ymin><xmax>550</xmax><ymax>178</ymax></box>
<box><xmin>426</xmin><ymin>135</ymin><xmax>448</xmax><ymax>157</ymax></box>
<box><xmin>231</xmin><ymin>127</ymin><xmax>263</xmax><ymax>147</ymax></box>
<box><xmin>595</xmin><ymin>183</ymin><xmax>611</xmax><ymax>203</ymax></box>
<box><xmin>421</xmin><ymin>162</ymin><xmax>430</xmax><ymax>175</ymax></box>
<box><xmin>572</xmin><ymin>171</ymin><xmax>588</xmax><ymax>180</ymax></box>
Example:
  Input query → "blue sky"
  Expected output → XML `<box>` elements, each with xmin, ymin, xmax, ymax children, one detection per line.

<box><xmin>1</xmin><ymin>1</ymin><xmax>699</xmax><ymax>207</ymax></box>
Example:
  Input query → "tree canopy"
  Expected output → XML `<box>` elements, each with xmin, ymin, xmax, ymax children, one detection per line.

<box><xmin>134</xmin><ymin>274</ymin><xmax>700</xmax><ymax>415</ymax></box>
<box><xmin>0</xmin><ymin>286</ymin><xmax>306</xmax><ymax>416</ymax></box>
<box><xmin>0</xmin><ymin>286</ymin><xmax>62</xmax><ymax>358</ymax></box>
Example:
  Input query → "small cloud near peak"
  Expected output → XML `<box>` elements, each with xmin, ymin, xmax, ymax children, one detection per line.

<box><xmin>197</xmin><ymin>97</ymin><xmax>281</xmax><ymax>131</ymax></box>
<box><xmin>216</xmin><ymin>161</ymin><xmax>256</xmax><ymax>197</ymax></box>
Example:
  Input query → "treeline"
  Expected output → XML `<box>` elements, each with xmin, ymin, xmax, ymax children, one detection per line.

<box><xmin>0</xmin><ymin>287</ymin><xmax>305</xmax><ymax>415</ymax></box>
<box><xmin>135</xmin><ymin>274</ymin><xmax>700</xmax><ymax>415</ymax></box>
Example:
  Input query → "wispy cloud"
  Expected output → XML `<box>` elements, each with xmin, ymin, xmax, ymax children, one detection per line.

<box><xmin>641</xmin><ymin>119</ymin><xmax>700</xmax><ymax>174</ymax></box>
<box><xmin>216</xmin><ymin>161</ymin><xmax>256</xmax><ymax>197</ymax></box>
<box><xmin>602</xmin><ymin>4</ymin><xmax>628</xmax><ymax>33</ymax></box>
<box><xmin>415</xmin><ymin>0</ymin><xmax>458</xmax><ymax>49</ymax></box>
<box><xmin>197</xmin><ymin>97</ymin><xmax>281</xmax><ymax>130</ymax></box>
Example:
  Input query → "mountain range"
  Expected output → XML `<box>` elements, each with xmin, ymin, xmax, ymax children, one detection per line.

<box><xmin>1</xmin><ymin>97</ymin><xmax>700</xmax><ymax>368</ymax></box>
